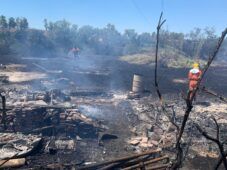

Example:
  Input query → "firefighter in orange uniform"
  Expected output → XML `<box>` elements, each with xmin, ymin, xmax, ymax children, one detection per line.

<box><xmin>67</xmin><ymin>47</ymin><xmax>80</xmax><ymax>59</ymax></box>
<box><xmin>188</xmin><ymin>62</ymin><xmax>202</xmax><ymax>100</ymax></box>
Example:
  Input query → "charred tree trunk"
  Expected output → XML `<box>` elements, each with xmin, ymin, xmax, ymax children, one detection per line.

<box><xmin>0</xmin><ymin>93</ymin><xmax>6</xmax><ymax>130</ymax></box>
<box><xmin>154</xmin><ymin>12</ymin><xmax>166</xmax><ymax>102</ymax></box>
<box><xmin>173</xmin><ymin>28</ymin><xmax>227</xmax><ymax>169</ymax></box>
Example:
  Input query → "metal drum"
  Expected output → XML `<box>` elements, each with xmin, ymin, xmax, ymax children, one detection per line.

<box><xmin>132</xmin><ymin>74</ymin><xmax>144</xmax><ymax>93</ymax></box>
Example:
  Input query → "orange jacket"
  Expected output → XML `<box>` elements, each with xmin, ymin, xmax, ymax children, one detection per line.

<box><xmin>188</xmin><ymin>68</ymin><xmax>202</xmax><ymax>89</ymax></box>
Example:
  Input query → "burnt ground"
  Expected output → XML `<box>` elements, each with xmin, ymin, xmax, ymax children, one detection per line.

<box><xmin>23</xmin><ymin>102</ymin><xmax>133</xmax><ymax>168</ymax></box>
<box><xmin>6</xmin><ymin>55</ymin><xmax>227</xmax><ymax>95</ymax></box>
<box><xmin>0</xmin><ymin>55</ymin><xmax>227</xmax><ymax>169</ymax></box>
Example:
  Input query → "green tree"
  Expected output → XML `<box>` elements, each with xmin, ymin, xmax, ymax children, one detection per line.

<box><xmin>123</xmin><ymin>29</ymin><xmax>139</xmax><ymax>54</ymax></box>
<box><xmin>15</xmin><ymin>17</ymin><xmax>21</xmax><ymax>30</ymax></box>
<box><xmin>28</xmin><ymin>30</ymin><xmax>55</xmax><ymax>57</ymax></box>
<box><xmin>20</xmin><ymin>17</ymin><xmax>29</xmax><ymax>30</ymax></box>
<box><xmin>8</xmin><ymin>17</ymin><xmax>16</xmax><ymax>29</ymax></box>
<box><xmin>0</xmin><ymin>15</ymin><xmax>8</xmax><ymax>30</ymax></box>
<box><xmin>43</xmin><ymin>19</ymin><xmax>48</xmax><ymax>31</ymax></box>
<box><xmin>46</xmin><ymin>19</ymin><xmax>74</xmax><ymax>53</ymax></box>
<box><xmin>97</xmin><ymin>23</ymin><xmax>123</xmax><ymax>55</ymax></box>
<box><xmin>15</xmin><ymin>17</ymin><xmax>28</xmax><ymax>30</ymax></box>
<box><xmin>77</xmin><ymin>25</ymin><xmax>95</xmax><ymax>46</ymax></box>
<box><xmin>200</xmin><ymin>27</ymin><xmax>217</xmax><ymax>59</ymax></box>
<box><xmin>137</xmin><ymin>32</ymin><xmax>153</xmax><ymax>47</ymax></box>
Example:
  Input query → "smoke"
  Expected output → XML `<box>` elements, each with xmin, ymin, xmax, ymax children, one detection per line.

<box><xmin>27</xmin><ymin>50</ymin><xmax>131</xmax><ymax>93</ymax></box>
<box><xmin>79</xmin><ymin>105</ymin><xmax>103</xmax><ymax>118</ymax></box>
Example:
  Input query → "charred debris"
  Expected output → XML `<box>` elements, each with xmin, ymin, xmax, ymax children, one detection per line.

<box><xmin>0</xmin><ymin>14</ymin><xmax>227</xmax><ymax>170</ymax></box>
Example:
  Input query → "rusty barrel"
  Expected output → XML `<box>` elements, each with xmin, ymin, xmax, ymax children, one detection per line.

<box><xmin>132</xmin><ymin>74</ymin><xmax>144</xmax><ymax>93</ymax></box>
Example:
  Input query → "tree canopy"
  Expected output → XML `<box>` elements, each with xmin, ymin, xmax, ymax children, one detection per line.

<box><xmin>0</xmin><ymin>15</ymin><xmax>226</xmax><ymax>60</ymax></box>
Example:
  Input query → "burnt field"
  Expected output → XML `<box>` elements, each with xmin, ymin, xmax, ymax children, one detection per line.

<box><xmin>15</xmin><ymin>55</ymin><xmax>227</xmax><ymax>95</ymax></box>
<box><xmin>0</xmin><ymin>55</ymin><xmax>227</xmax><ymax>169</ymax></box>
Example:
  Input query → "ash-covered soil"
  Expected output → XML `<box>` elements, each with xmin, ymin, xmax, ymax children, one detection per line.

<box><xmin>12</xmin><ymin>93</ymin><xmax>226</xmax><ymax>170</ymax></box>
<box><xmin>0</xmin><ymin>55</ymin><xmax>226</xmax><ymax>169</ymax></box>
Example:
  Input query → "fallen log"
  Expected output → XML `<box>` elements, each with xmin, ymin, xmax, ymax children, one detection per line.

<box><xmin>99</xmin><ymin>162</ymin><xmax>121</xmax><ymax>170</ymax></box>
<box><xmin>78</xmin><ymin>149</ymin><xmax>161</xmax><ymax>170</ymax></box>
<box><xmin>47</xmin><ymin>163</ymin><xmax>63</xmax><ymax>169</ymax></box>
<box><xmin>90</xmin><ymin>155</ymin><xmax>152</xmax><ymax>170</ymax></box>
<box><xmin>121</xmin><ymin>155</ymin><xmax>152</xmax><ymax>168</ymax></box>
<box><xmin>32</xmin><ymin>123</ymin><xmax>77</xmax><ymax>133</ymax></box>
<box><xmin>32</xmin><ymin>125</ymin><xmax>54</xmax><ymax>132</ymax></box>
<box><xmin>0</xmin><ymin>104</ymin><xmax>74</xmax><ymax>111</ymax></box>
<box><xmin>147</xmin><ymin>163</ymin><xmax>169</xmax><ymax>170</ymax></box>
<box><xmin>0</xmin><ymin>158</ymin><xmax>26</xmax><ymax>168</ymax></box>
<box><xmin>122</xmin><ymin>155</ymin><xmax>169</xmax><ymax>170</ymax></box>
<box><xmin>32</xmin><ymin>63</ymin><xmax>62</xmax><ymax>73</ymax></box>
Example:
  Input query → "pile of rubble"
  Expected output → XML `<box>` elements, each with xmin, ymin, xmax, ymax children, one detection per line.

<box><xmin>0</xmin><ymin>85</ymin><xmax>111</xmax><ymax>168</ymax></box>
<box><xmin>125</xmin><ymin>94</ymin><xmax>227</xmax><ymax>166</ymax></box>
<box><xmin>125</xmin><ymin>97</ymin><xmax>177</xmax><ymax>151</ymax></box>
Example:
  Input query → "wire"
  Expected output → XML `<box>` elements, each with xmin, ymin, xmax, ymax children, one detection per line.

<box><xmin>130</xmin><ymin>0</ymin><xmax>152</xmax><ymax>26</ymax></box>
<box><xmin>161</xmin><ymin>0</ymin><xmax>164</xmax><ymax>12</ymax></box>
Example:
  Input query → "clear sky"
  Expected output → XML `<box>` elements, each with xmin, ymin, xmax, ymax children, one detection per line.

<box><xmin>0</xmin><ymin>0</ymin><xmax>226</xmax><ymax>34</ymax></box>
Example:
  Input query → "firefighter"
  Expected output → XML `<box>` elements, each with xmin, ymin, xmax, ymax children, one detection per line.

<box><xmin>71</xmin><ymin>47</ymin><xmax>80</xmax><ymax>58</ymax></box>
<box><xmin>188</xmin><ymin>62</ymin><xmax>202</xmax><ymax>100</ymax></box>
<box><xmin>67</xmin><ymin>47</ymin><xmax>80</xmax><ymax>59</ymax></box>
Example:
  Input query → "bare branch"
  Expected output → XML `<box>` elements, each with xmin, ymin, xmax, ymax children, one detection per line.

<box><xmin>201</xmin><ymin>86</ymin><xmax>227</xmax><ymax>103</ymax></box>
<box><xmin>194</xmin><ymin>123</ymin><xmax>219</xmax><ymax>143</ymax></box>
<box><xmin>194</xmin><ymin>119</ymin><xmax>227</xmax><ymax>169</ymax></box>
<box><xmin>211</xmin><ymin>116</ymin><xmax>220</xmax><ymax>141</ymax></box>
<box><xmin>162</xmin><ymin>105</ymin><xmax>179</xmax><ymax>132</ymax></box>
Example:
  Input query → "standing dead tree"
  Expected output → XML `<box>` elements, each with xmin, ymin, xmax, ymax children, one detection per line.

<box><xmin>194</xmin><ymin>116</ymin><xmax>227</xmax><ymax>169</ymax></box>
<box><xmin>173</xmin><ymin>28</ymin><xmax>227</xmax><ymax>169</ymax></box>
<box><xmin>153</xmin><ymin>12</ymin><xmax>180</xmax><ymax>134</ymax></box>
<box><xmin>154</xmin><ymin>12</ymin><xmax>166</xmax><ymax>102</ymax></box>
<box><xmin>0</xmin><ymin>93</ymin><xmax>6</xmax><ymax>130</ymax></box>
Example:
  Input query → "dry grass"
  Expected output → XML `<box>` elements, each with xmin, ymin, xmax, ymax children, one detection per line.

<box><xmin>1</xmin><ymin>71</ymin><xmax>47</xmax><ymax>82</ymax></box>
<box><xmin>0</xmin><ymin>64</ymin><xmax>47</xmax><ymax>83</ymax></box>
<box><xmin>119</xmin><ymin>48</ymin><xmax>207</xmax><ymax>68</ymax></box>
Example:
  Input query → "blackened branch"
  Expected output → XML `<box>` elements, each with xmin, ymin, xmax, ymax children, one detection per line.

<box><xmin>194</xmin><ymin>118</ymin><xmax>227</xmax><ymax>170</ymax></box>
<box><xmin>201</xmin><ymin>86</ymin><xmax>227</xmax><ymax>103</ymax></box>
